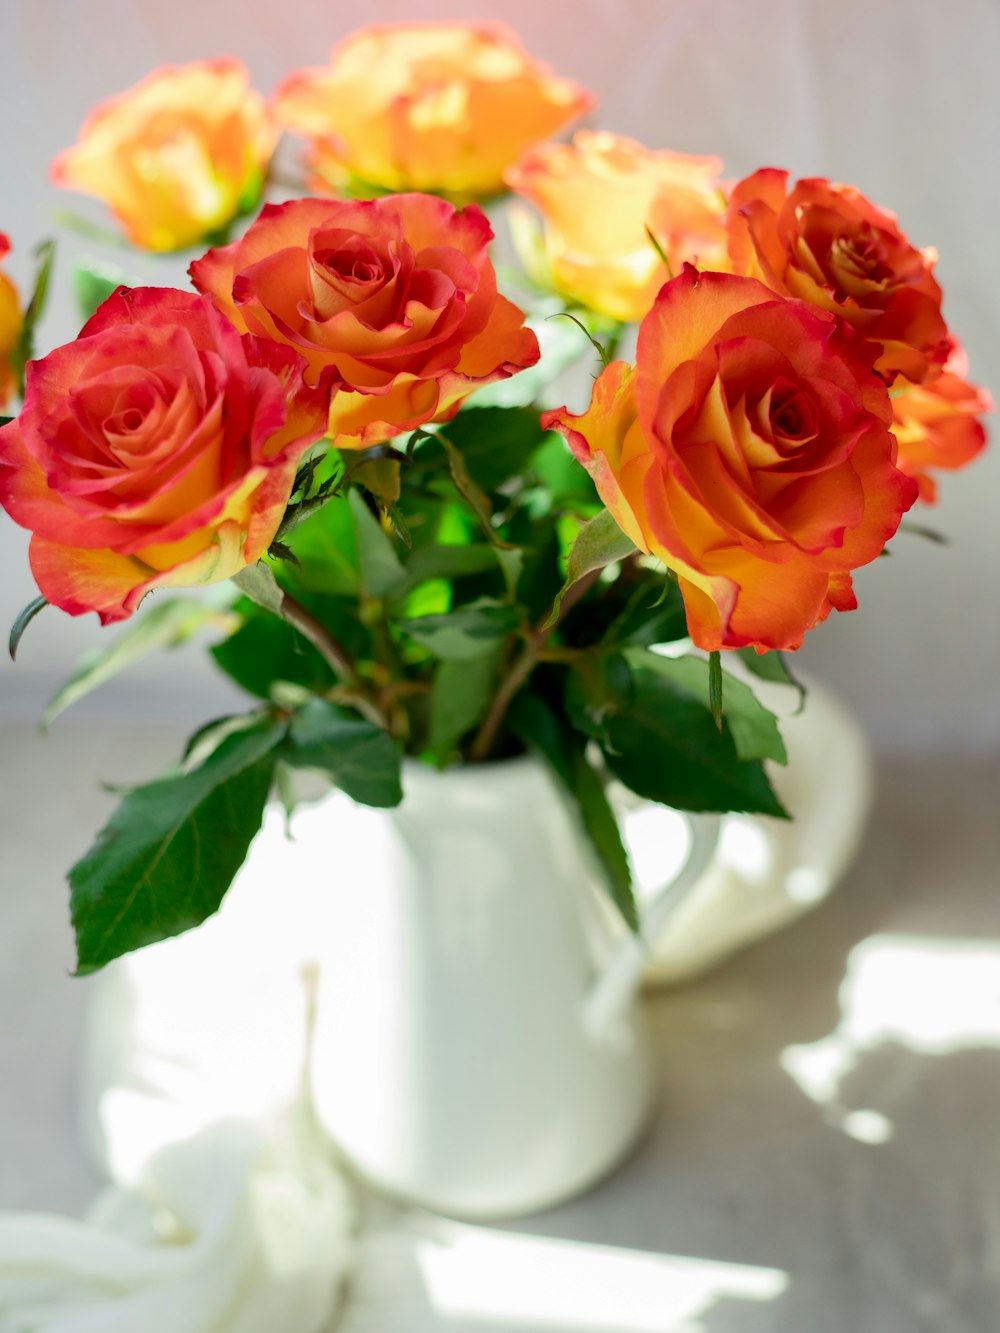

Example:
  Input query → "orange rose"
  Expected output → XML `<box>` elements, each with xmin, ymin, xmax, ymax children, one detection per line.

<box><xmin>544</xmin><ymin>268</ymin><xmax>918</xmax><ymax>652</ymax></box>
<box><xmin>0</xmin><ymin>288</ymin><xmax>324</xmax><ymax>623</ymax></box>
<box><xmin>52</xmin><ymin>60</ymin><xmax>275</xmax><ymax>252</ymax></box>
<box><xmin>506</xmin><ymin>130</ymin><xmax>728</xmax><ymax>322</ymax></box>
<box><xmin>272</xmin><ymin>22</ymin><xmax>593</xmax><ymax>201</ymax></box>
<box><xmin>0</xmin><ymin>233</ymin><xmax>22</xmax><ymax>408</ymax></box>
<box><xmin>890</xmin><ymin>341</ymin><xmax>992</xmax><ymax>502</ymax></box>
<box><xmin>190</xmin><ymin>194</ymin><xmax>539</xmax><ymax>448</ymax></box>
<box><xmin>726</xmin><ymin>169</ymin><xmax>949</xmax><ymax>384</ymax></box>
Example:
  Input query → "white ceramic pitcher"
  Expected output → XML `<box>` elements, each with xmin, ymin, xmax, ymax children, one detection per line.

<box><xmin>304</xmin><ymin>754</ymin><xmax>719</xmax><ymax>1219</ymax></box>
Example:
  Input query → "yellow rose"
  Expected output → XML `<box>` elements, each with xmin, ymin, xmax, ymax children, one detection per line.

<box><xmin>272</xmin><ymin>22</ymin><xmax>593</xmax><ymax>201</ymax></box>
<box><xmin>507</xmin><ymin>130</ymin><xmax>728</xmax><ymax>322</ymax></box>
<box><xmin>52</xmin><ymin>60</ymin><xmax>275</xmax><ymax>252</ymax></box>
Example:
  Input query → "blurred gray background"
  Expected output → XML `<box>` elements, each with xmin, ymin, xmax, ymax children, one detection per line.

<box><xmin>0</xmin><ymin>0</ymin><xmax>997</xmax><ymax>752</ymax></box>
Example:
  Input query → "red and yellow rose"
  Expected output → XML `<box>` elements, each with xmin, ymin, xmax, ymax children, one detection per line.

<box><xmin>890</xmin><ymin>341</ymin><xmax>992</xmax><ymax>502</ymax></box>
<box><xmin>507</xmin><ymin>130</ymin><xmax>728</xmax><ymax>322</ymax></box>
<box><xmin>726</xmin><ymin>169</ymin><xmax>949</xmax><ymax>385</ymax></box>
<box><xmin>272</xmin><ymin>22</ymin><xmax>593</xmax><ymax>201</ymax></box>
<box><xmin>190</xmin><ymin>193</ymin><xmax>539</xmax><ymax>448</ymax></box>
<box><xmin>545</xmin><ymin>268</ymin><xmax>919</xmax><ymax>652</ymax></box>
<box><xmin>0</xmin><ymin>233</ymin><xmax>22</xmax><ymax>408</ymax></box>
<box><xmin>52</xmin><ymin>60</ymin><xmax>275</xmax><ymax>252</ymax></box>
<box><xmin>0</xmin><ymin>288</ymin><xmax>324</xmax><ymax>623</ymax></box>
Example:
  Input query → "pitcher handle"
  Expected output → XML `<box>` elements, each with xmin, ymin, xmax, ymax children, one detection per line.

<box><xmin>582</xmin><ymin>799</ymin><xmax>721</xmax><ymax>1039</ymax></box>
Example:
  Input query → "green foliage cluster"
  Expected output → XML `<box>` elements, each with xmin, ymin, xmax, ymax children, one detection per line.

<box><xmin>38</xmin><ymin>396</ymin><xmax>800</xmax><ymax>973</ymax></box>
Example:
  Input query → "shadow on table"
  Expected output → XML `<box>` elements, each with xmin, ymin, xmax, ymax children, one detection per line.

<box><xmin>462</xmin><ymin>757</ymin><xmax>1000</xmax><ymax>1333</ymax></box>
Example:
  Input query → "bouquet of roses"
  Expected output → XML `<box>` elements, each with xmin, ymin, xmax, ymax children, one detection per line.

<box><xmin>0</xmin><ymin>22</ymin><xmax>988</xmax><ymax>975</ymax></box>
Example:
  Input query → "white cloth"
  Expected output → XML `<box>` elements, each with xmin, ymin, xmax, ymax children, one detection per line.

<box><xmin>0</xmin><ymin>1119</ymin><xmax>353</xmax><ymax>1333</ymax></box>
<box><xmin>0</xmin><ymin>807</ymin><xmax>355</xmax><ymax>1333</ymax></box>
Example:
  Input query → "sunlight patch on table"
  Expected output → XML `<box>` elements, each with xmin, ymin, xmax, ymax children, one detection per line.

<box><xmin>781</xmin><ymin>934</ymin><xmax>1000</xmax><ymax>1143</ymax></box>
<box><xmin>417</xmin><ymin>1222</ymin><xmax>788</xmax><ymax>1329</ymax></box>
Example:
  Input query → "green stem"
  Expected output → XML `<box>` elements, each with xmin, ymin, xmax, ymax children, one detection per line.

<box><xmin>468</xmin><ymin>638</ymin><xmax>540</xmax><ymax>763</ymax></box>
<box><xmin>368</xmin><ymin>598</ymin><xmax>411</xmax><ymax>741</ymax></box>
<box><xmin>279</xmin><ymin>590</ymin><xmax>390</xmax><ymax>731</ymax></box>
<box><xmin>469</xmin><ymin>567</ymin><xmax>602</xmax><ymax>762</ymax></box>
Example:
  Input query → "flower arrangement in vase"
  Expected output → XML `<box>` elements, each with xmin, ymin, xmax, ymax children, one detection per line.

<box><xmin>0</xmin><ymin>19</ymin><xmax>988</xmax><ymax>989</ymax></box>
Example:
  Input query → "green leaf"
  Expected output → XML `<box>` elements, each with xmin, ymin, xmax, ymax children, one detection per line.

<box><xmin>272</xmin><ymin>759</ymin><xmax>299</xmax><ymax>830</ymax></box>
<box><xmin>232</xmin><ymin>562</ymin><xmax>286</xmax><ymax>616</ymax></box>
<box><xmin>266</xmin><ymin>538</ymin><xmax>300</xmax><ymax>567</ymax></box>
<box><xmin>70</xmin><ymin>720</ymin><xmax>284</xmax><ymax>974</ymax></box>
<box><xmin>602</xmin><ymin>577</ymin><xmax>688</xmax><ymax>648</ymax></box>
<box><xmin>437</xmin><ymin>433</ymin><xmax>514</xmax><ymax>549</ymax></box>
<box><xmin>381</xmin><ymin>499</ymin><xmax>412</xmax><ymax>548</ymax></box>
<box><xmin>530</xmin><ymin>433</ymin><xmax>598</xmax><ymax>505</ymax></box>
<box><xmin>546</xmin><ymin>509</ymin><xmax>636</xmax><ymax>626</ymax></box>
<box><xmin>602</xmin><ymin>664</ymin><xmax>787</xmax><ymax>816</ymax></box>
<box><xmin>348</xmin><ymin>488</ymin><xmax>408</xmax><ymax>599</ymax></box>
<box><xmin>899</xmin><ymin>520</ymin><xmax>948</xmax><ymax>545</ymax></box>
<box><xmin>42</xmin><ymin>597</ymin><xmax>220</xmax><ymax>726</ymax></box>
<box><xmin>434</xmin><ymin>406</ymin><xmax>545</xmax><ymax>491</ymax></box>
<box><xmin>494</xmin><ymin>546</ymin><xmax>524</xmax><ymax>601</ymax></box>
<box><xmin>508</xmin><ymin>690</ymin><xmax>636</xmax><ymax>929</ymax></box>
<box><xmin>403</xmin><ymin>542</ymin><xmax>501</xmax><ymax>586</ymax></box>
<box><xmin>353</xmin><ymin>454</ymin><xmax>402</xmax><ymax>505</ymax></box>
<box><xmin>271</xmin><ymin>448</ymin><xmax>343</xmax><ymax>546</ymax></box>
<box><xmin>283</xmin><ymin>698</ymin><xmax>402</xmax><ymax>807</ymax></box>
<box><xmin>210</xmin><ymin>613</ymin><xmax>337</xmax><ymax>700</ymax></box>
<box><xmin>10</xmin><ymin>239</ymin><xmax>56</xmax><ymax>385</ymax></box>
<box><xmin>570</xmin><ymin>753</ymin><xmax>637</xmax><ymax>930</ymax></box>
<box><xmin>398</xmin><ymin>598</ymin><xmax>519</xmax><ymax>661</ymax></box>
<box><xmin>626</xmin><ymin>650</ymin><xmax>787</xmax><ymax>765</ymax></box>
<box><xmin>277</xmin><ymin>492</ymin><xmax>359</xmax><ymax>598</ymax></box>
<box><xmin>565</xmin><ymin>652</ymin><xmax>633</xmax><ymax>738</ymax></box>
<box><xmin>73</xmin><ymin>255</ymin><xmax>128</xmax><ymax>321</ymax></box>
<box><xmin>708</xmin><ymin>650</ymin><xmax>723</xmax><ymax>732</ymax></box>
<box><xmin>401</xmin><ymin>578</ymin><xmax>452</xmax><ymax>620</ymax></box>
<box><xmin>503</xmin><ymin>506</ymin><xmax>563</xmax><ymax>623</ymax></box>
<box><xmin>736</xmin><ymin>646</ymin><xmax>806</xmax><ymax>711</ymax></box>
<box><xmin>53</xmin><ymin>209</ymin><xmax>130</xmax><ymax>249</ymax></box>
<box><xmin>427</xmin><ymin>649</ymin><xmax>502</xmax><ymax>762</ymax></box>
<box><xmin>8</xmin><ymin>596</ymin><xmax>48</xmax><ymax>661</ymax></box>
<box><xmin>181</xmin><ymin>712</ymin><xmax>264</xmax><ymax>766</ymax></box>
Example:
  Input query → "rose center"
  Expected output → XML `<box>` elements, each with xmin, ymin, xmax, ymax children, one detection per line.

<box><xmin>315</xmin><ymin>242</ymin><xmax>384</xmax><ymax>289</ymax></box>
<box><xmin>767</xmin><ymin>385</ymin><xmax>819</xmax><ymax>451</ymax></box>
<box><xmin>116</xmin><ymin>407</ymin><xmax>145</xmax><ymax>433</ymax></box>
<box><xmin>829</xmin><ymin>224</ymin><xmax>893</xmax><ymax>293</ymax></box>
<box><xmin>100</xmin><ymin>383</ymin><xmax>161</xmax><ymax>449</ymax></box>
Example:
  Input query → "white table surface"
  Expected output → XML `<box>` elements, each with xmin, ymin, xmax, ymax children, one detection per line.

<box><xmin>2</xmin><ymin>715</ymin><xmax>999</xmax><ymax>1332</ymax></box>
